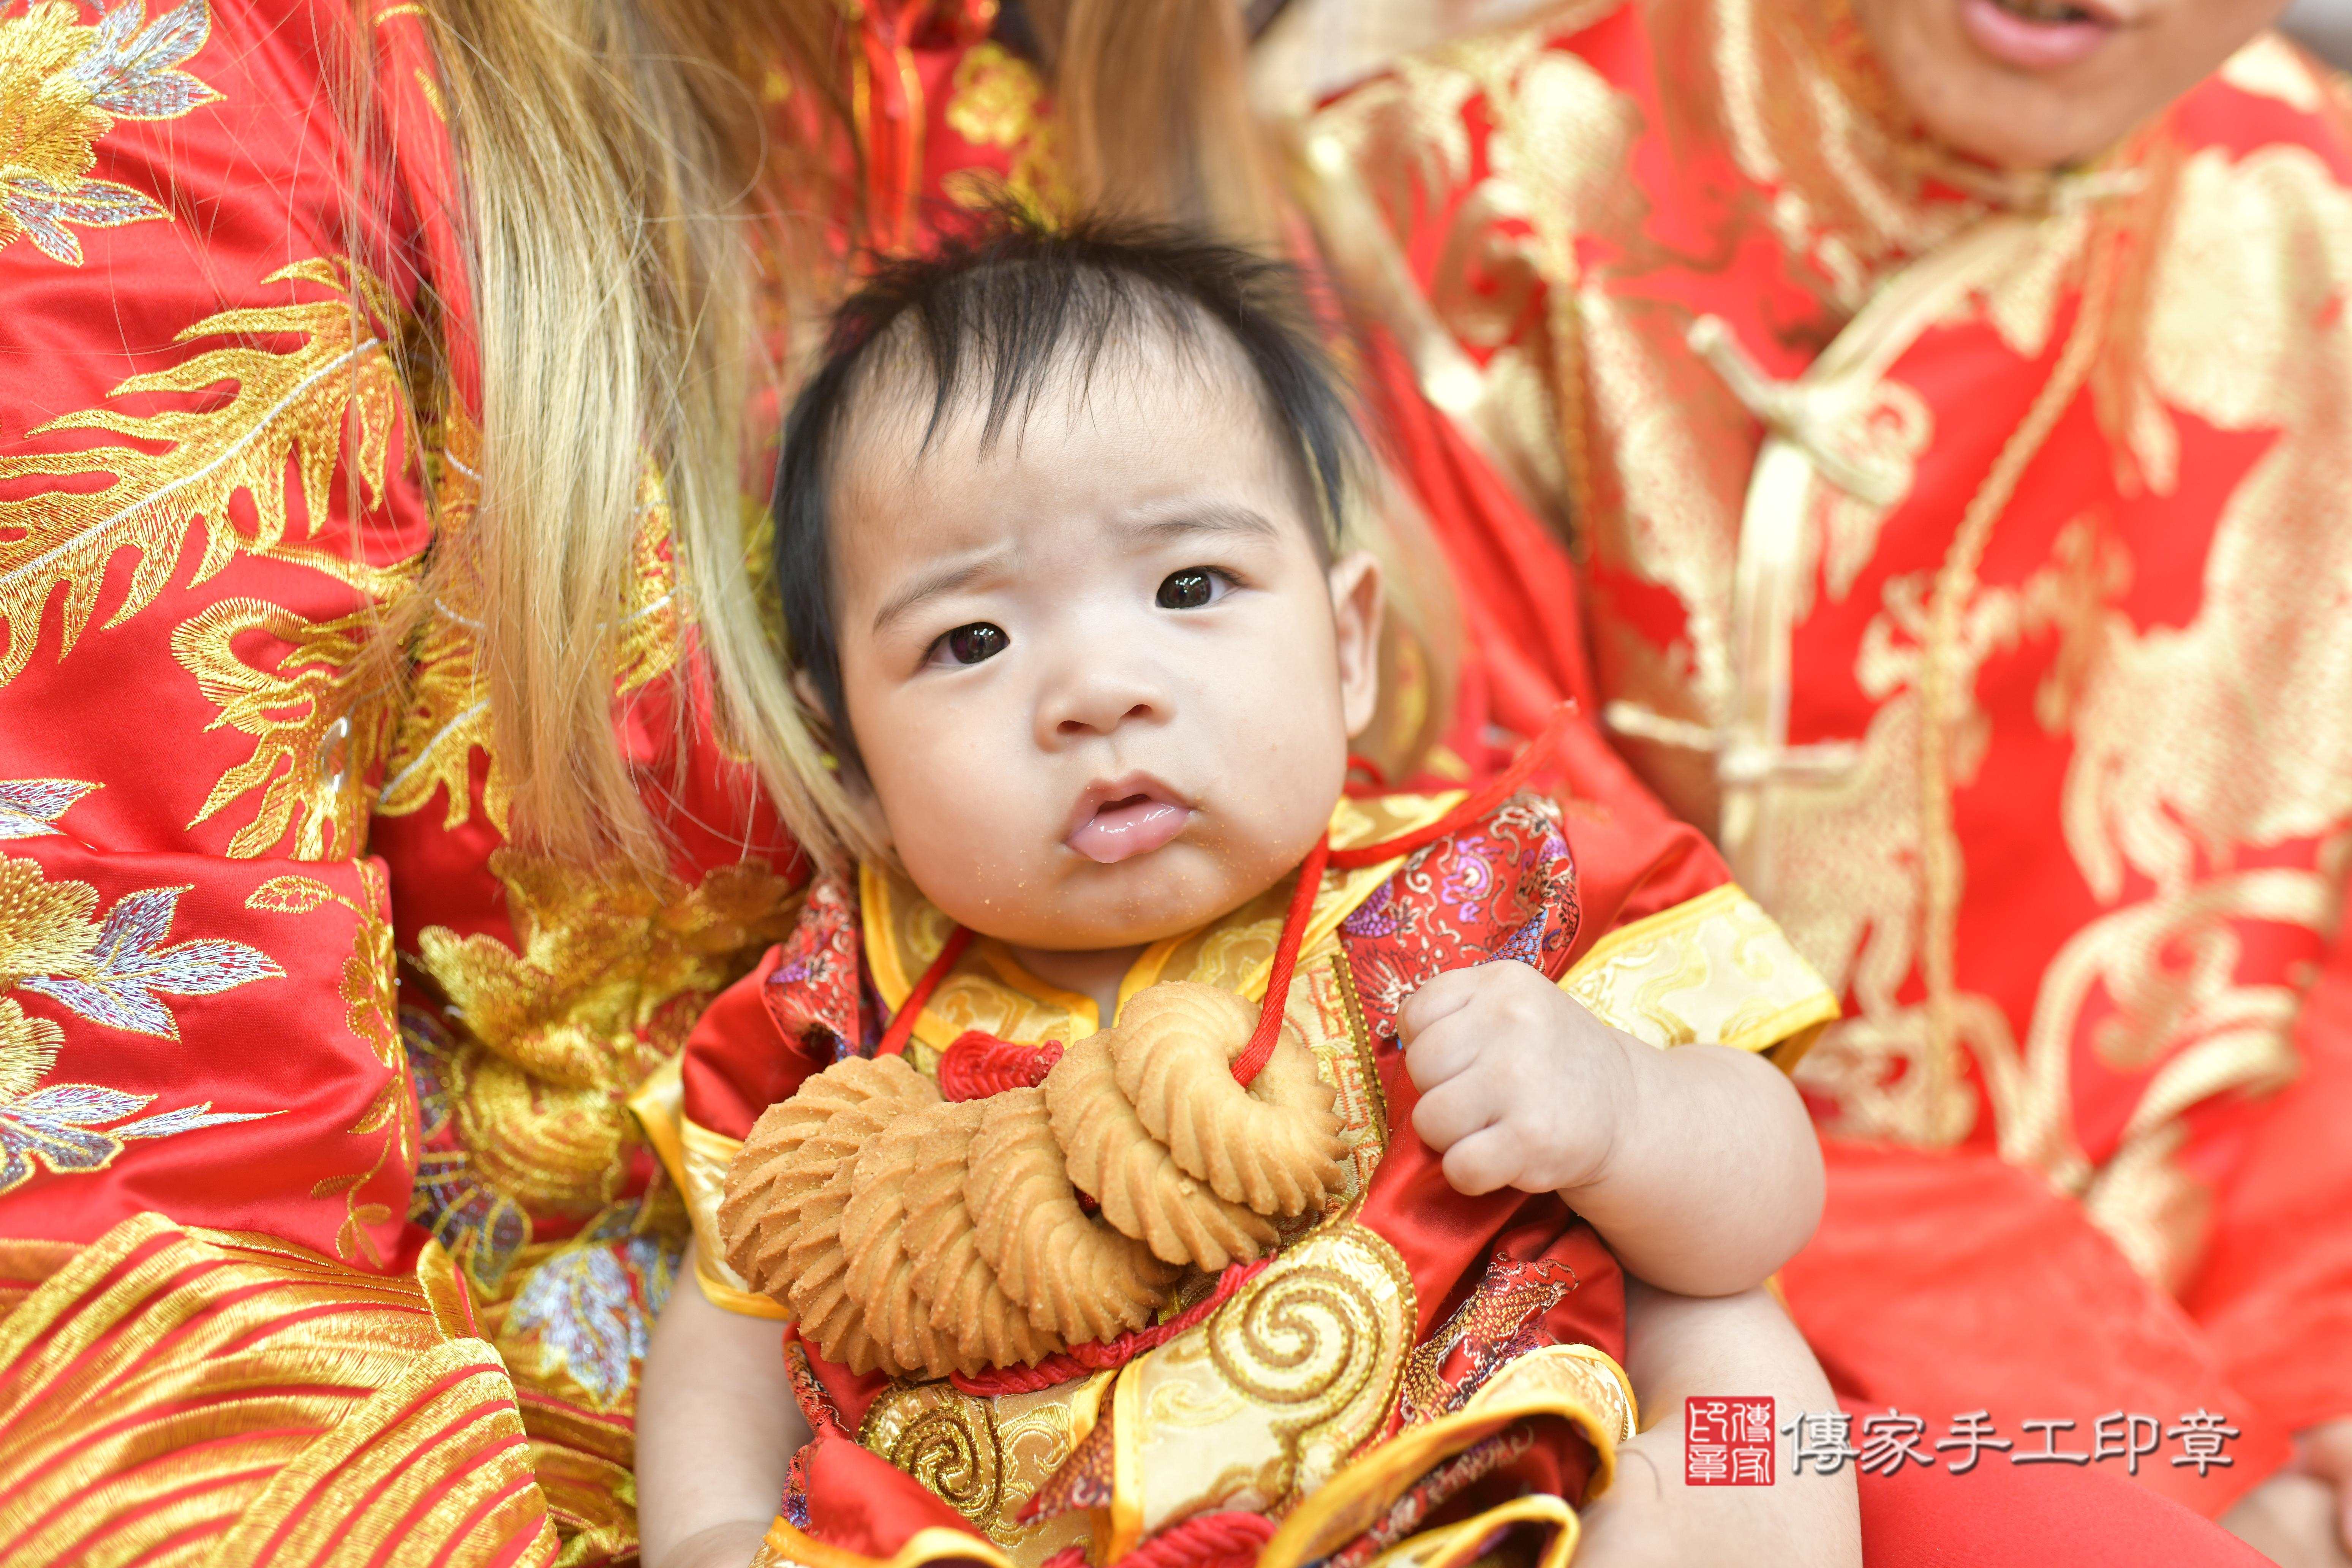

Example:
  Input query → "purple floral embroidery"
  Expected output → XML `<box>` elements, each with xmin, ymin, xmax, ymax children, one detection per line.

<box><xmin>1341</xmin><ymin>878</ymin><xmax>1403</xmax><ymax>938</ymax></box>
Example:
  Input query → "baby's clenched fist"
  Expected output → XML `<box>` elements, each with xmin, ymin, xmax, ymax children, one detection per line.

<box><xmin>1398</xmin><ymin>958</ymin><xmax>1641</xmax><ymax>1200</ymax></box>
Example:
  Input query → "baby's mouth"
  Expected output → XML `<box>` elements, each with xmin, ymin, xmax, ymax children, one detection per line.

<box><xmin>1066</xmin><ymin>782</ymin><xmax>1192</xmax><ymax>866</ymax></box>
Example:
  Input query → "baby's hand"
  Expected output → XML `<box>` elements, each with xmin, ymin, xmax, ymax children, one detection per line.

<box><xmin>1399</xmin><ymin>959</ymin><xmax>1639</xmax><ymax>1200</ymax></box>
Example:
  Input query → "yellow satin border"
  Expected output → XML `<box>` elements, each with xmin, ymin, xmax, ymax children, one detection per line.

<box><xmin>1559</xmin><ymin>883</ymin><xmax>1838</xmax><ymax>1066</ymax></box>
<box><xmin>860</xmin><ymin>792</ymin><xmax>1466</xmax><ymax>1053</ymax></box>
<box><xmin>1258</xmin><ymin>1384</ymin><xmax>1620</xmax><ymax>1568</ymax></box>
<box><xmin>754</xmin><ymin>1378</ymin><xmax>1619</xmax><ymax>1568</ymax></box>
<box><xmin>628</xmin><ymin>1057</ymin><xmax>790</xmax><ymax>1319</ymax></box>
<box><xmin>759</xmin><ymin>1521</ymin><xmax>1020</xmax><ymax>1568</ymax></box>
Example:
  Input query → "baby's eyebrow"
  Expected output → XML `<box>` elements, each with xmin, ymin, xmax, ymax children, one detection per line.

<box><xmin>871</xmin><ymin>553</ymin><xmax>1001</xmax><ymax>634</ymax></box>
<box><xmin>1132</xmin><ymin>503</ymin><xmax>1278</xmax><ymax>543</ymax></box>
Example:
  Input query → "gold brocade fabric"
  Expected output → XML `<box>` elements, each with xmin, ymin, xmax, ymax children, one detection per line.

<box><xmin>1306</xmin><ymin>0</ymin><xmax>2352</xmax><ymax>1295</ymax></box>
<box><xmin>0</xmin><ymin>1214</ymin><xmax>556</xmax><ymax>1566</ymax></box>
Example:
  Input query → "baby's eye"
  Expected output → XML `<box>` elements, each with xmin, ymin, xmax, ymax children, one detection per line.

<box><xmin>1157</xmin><ymin>568</ymin><xmax>1228</xmax><ymax>610</ymax></box>
<box><xmin>930</xmin><ymin>622</ymin><xmax>1008</xmax><ymax>666</ymax></box>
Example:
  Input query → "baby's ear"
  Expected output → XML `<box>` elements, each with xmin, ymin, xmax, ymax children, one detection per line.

<box><xmin>1328</xmin><ymin>550</ymin><xmax>1385</xmax><ymax>740</ymax></box>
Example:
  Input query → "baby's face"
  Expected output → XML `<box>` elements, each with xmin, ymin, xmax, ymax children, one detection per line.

<box><xmin>828</xmin><ymin>345</ymin><xmax>1382</xmax><ymax>955</ymax></box>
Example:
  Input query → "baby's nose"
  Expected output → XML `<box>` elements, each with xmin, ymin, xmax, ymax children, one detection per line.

<box><xmin>1037</xmin><ymin>660</ymin><xmax>1169</xmax><ymax>741</ymax></box>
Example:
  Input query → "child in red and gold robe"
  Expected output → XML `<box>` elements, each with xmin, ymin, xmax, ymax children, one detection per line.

<box><xmin>632</xmin><ymin>219</ymin><xmax>1848</xmax><ymax>1568</ymax></box>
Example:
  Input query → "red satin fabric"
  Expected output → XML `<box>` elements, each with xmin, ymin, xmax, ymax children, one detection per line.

<box><xmin>0</xmin><ymin>0</ymin><xmax>434</xmax><ymax>1264</ymax></box>
<box><xmin>1852</xmin><ymin>1403</ymin><xmax>2275</xmax><ymax>1568</ymax></box>
<box><xmin>1316</xmin><ymin>0</ymin><xmax>2352</xmax><ymax>1526</ymax></box>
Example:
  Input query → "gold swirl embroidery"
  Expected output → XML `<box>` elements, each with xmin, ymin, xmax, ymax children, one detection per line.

<box><xmin>877</xmin><ymin>1396</ymin><xmax>1005</xmax><ymax>1523</ymax></box>
<box><xmin>858</xmin><ymin>1379</ymin><xmax>1095</xmax><ymax>1555</ymax></box>
<box><xmin>1125</xmin><ymin>1225</ymin><xmax>1415</xmax><ymax>1533</ymax></box>
<box><xmin>1208</xmin><ymin>1264</ymin><xmax>1381</xmax><ymax>1413</ymax></box>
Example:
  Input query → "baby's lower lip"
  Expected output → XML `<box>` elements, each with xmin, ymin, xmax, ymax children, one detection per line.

<box><xmin>1958</xmin><ymin>0</ymin><xmax>2116</xmax><ymax>70</ymax></box>
<box><xmin>1067</xmin><ymin>797</ymin><xmax>1191</xmax><ymax>865</ymax></box>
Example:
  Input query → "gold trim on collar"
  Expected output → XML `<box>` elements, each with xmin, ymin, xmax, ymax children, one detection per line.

<box><xmin>861</xmin><ymin>793</ymin><xmax>1466</xmax><ymax>1055</ymax></box>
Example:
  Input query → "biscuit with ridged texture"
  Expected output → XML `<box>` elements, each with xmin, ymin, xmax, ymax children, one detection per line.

<box><xmin>901</xmin><ymin>1100</ymin><xmax>1063</xmax><ymax>1368</ymax></box>
<box><xmin>841</xmin><ymin>1105</ymin><xmax>979</xmax><ymax>1379</ymax></box>
<box><xmin>1046</xmin><ymin>1031</ymin><xmax>1277</xmax><ymax>1270</ymax></box>
<box><xmin>1110</xmin><ymin>982</ymin><xmax>1345</xmax><ymax>1217</ymax></box>
<box><xmin>782</xmin><ymin>1159</ymin><xmax>882</xmax><ymax>1374</ymax></box>
<box><xmin>967</xmin><ymin>1087</ymin><xmax>1178</xmax><ymax>1344</ymax></box>
<box><xmin>719</xmin><ymin>1054</ymin><xmax>938</xmax><ymax>1297</ymax></box>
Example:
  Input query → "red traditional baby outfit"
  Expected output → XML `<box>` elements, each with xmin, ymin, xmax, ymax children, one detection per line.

<box><xmin>644</xmin><ymin>775</ymin><xmax>1836</xmax><ymax>1568</ymax></box>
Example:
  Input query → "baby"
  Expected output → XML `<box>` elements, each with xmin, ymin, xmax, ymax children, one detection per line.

<box><xmin>637</xmin><ymin>220</ymin><xmax>1856</xmax><ymax>1568</ymax></box>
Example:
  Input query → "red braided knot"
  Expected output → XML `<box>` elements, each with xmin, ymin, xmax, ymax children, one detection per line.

<box><xmin>937</xmin><ymin>1031</ymin><xmax>1064</xmax><ymax>1100</ymax></box>
<box><xmin>1036</xmin><ymin>1512</ymin><xmax>1278</xmax><ymax>1568</ymax></box>
<box><xmin>1120</xmin><ymin>1512</ymin><xmax>1279</xmax><ymax>1568</ymax></box>
<box><xmin>950</xmin><ymin>1257</ymin><xmax>1272</xmax><ymax>1397</ymax></box>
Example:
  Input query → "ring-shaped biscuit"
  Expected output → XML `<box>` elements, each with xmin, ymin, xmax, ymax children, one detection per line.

<box><xmin>1108</xmin><ymin>981</ymin><xmax>1346</xmax><ymax>1218</ymax></box>
<box><xmin>719</xmin><ymin>1054</ymin><xmax>937</xmax><ymax>1296</ymax></box>
<box><xmin>842</xmin><ymin>1106</ymin><xmax>974</xmax><ymax>1380</ymax></box>
<box><xmin>782</xmin><ymin>1157</ymin><xmax>884</xmax><ymax>1375</ymax></box>
<box><xmin>901</xmin><ymin>1101</ymin><xmax>1063</xmax><ymax>1369</ymax></box>
<box><xmin>1045</xmin><ymin>1032</ymin><xmax>1277</xmax><ymax>1270</ymax></box>
<box><xmin>966</xmin><ymin>1087</ymin><xmax>1178</xmax><ymax>1344</ymax></box>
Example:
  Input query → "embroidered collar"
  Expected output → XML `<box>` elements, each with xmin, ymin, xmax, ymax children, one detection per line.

<box><xmin>860</xmin><ymin>791</ymin><xmax>1464</xmax><ymax>1052</ymax></box>
<box><xmin>1704</xmin><ymin>0</ymin><xmax>2147</xmax><ymax>311</ymax></box>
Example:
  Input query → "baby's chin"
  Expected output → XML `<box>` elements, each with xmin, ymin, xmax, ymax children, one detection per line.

<box><xmin>944</xmin><ymin>840</ymin><xmax>1296</xmax><ymax>954</ymax></box>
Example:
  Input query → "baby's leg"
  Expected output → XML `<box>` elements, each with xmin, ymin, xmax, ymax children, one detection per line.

<box><xmin>1572</xmin><ymin>1283</ymin><xmax>1861</xmax><ymax>1568</ymax></box>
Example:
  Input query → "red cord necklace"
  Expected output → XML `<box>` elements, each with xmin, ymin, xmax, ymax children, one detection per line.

<box><xmin>873</xmin><ymin>703</ymin><xmax>1571</xmax><ymax>1089</ymax></box>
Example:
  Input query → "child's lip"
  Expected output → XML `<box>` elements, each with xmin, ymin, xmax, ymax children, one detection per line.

<box><xmin>1958</xmin><ymin>0</ymin><xmax>2123</xmax><ymax>71</ymax></box>
<box><xmin>1064</xmin><ymin>775</ymin><xmax>1193</xmax><ymax>865</ymax></box>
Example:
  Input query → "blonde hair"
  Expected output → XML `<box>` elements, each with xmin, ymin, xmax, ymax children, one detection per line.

<box><xmin>411</xmin><ymin>0</ymin><xmax>849</xmax><ymax>873</ymax></box>
<box><xmin>406</xmin><ymin>0</ymin><xmax>1427</xmax><ymax>874</ymax></box>
<box><xmin>1026</xmin><ymin>0</ymin><xmax>1284</xmax><ymax>247</ymax></box>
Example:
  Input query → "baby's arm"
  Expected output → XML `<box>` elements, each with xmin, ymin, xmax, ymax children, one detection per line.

<box><xmin>1400</xmin><ymin>961</ymin><xmax>1822</xmax><ymax>1295</ymax></box>
<box><xmin>1574</xmin><ymin>1282</ymin><xmax>1861</xmax><ymax>1568</ymax></box>
<box><xmin>639</xmin><ymin>1243</ymin><xmax>811</xmax><ymax>1568</ymax></box>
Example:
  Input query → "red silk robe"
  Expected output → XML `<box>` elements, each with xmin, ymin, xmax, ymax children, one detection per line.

<box><xmin>0</xmin><ymin>0</ymin><xmax>1831</xmax><ymax>1558</ymax></box>
<box><xmin>643</xmin><ymin>780</ymin><xmax>1833</xmax><ymax>1568</ymax></box>
<box><xmin>1309</xmin><ymin>0</ymin><xmax>2352</xmax><ymax>1517</ymax></box>
<box><xmin>0</xmin><ymin>0</ymin><xmax>809</xmax><ymax>1559</ymax></box>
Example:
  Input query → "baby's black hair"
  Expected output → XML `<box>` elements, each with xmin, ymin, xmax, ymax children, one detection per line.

<box><xmin>772</xmin><ymin>215</ymin><xmax>1358</xmax><ymax>758</ymax></box>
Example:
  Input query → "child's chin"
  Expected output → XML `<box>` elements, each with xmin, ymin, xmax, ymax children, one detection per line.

<box><xmin>1050</xmin><ymin>854</ymin><xmax>1257</xmax><ymax>942</ymax></box>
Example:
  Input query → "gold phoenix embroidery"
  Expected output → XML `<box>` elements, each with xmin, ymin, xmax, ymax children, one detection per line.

<box><xmin>376</xmin><ymin>412</ymin><xmax>682</xmax><ymax>833</ymax></box>
<box><xmin>173</xmin><ymin>595</ymin><xmax>406</xmax><ymax>860</ymax></box>
<box><xmin>0</xmin><ymin>0</ymin><xmax>219</xmax><ymax>264</ymax></box>
<box><xmin>0</xmin><ymin>256</ymin><xmax>405</xmax><ymax>688</ymax></box>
